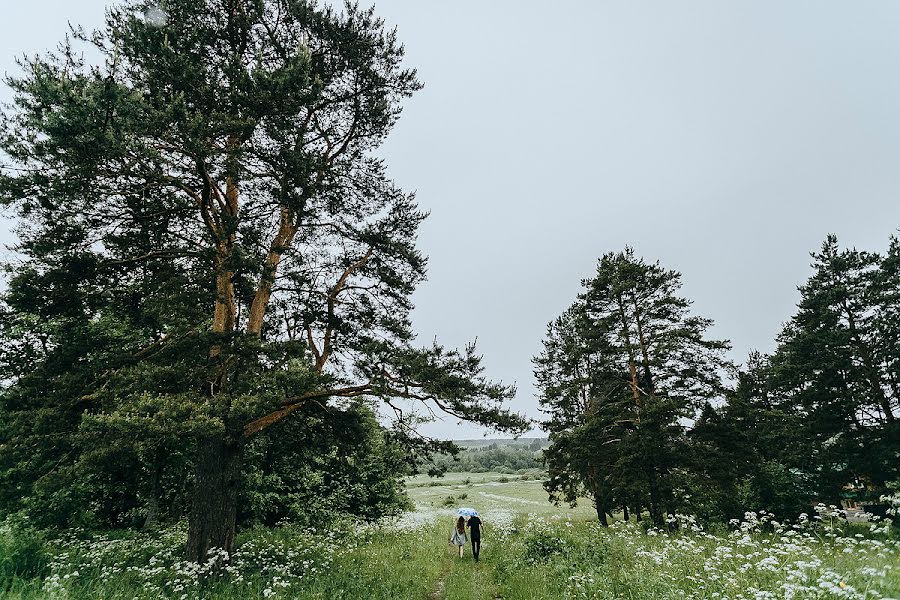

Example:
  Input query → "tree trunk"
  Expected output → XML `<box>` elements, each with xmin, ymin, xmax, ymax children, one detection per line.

<box><xmin>143</xmin><ymin>494</ymin><xmax>160</xmax><ymax>530</ymax></box>
<box><xmin>623</xmin><ymin>504</ymin><xmax>630</xmax><ymax>521</ymax></box>
<box><xmin>648</xmin><ymin>471</ymin><xmax>665</xmax><ymax>529</ymax></box>
<box><xmin>634</xmin><ymin>502</ymin><xmax>642</xmax><ymax>522</ymax></box>
<box><xmin>143</xmin><ymin>459</ymin><xmax>162</xmax><ymax>530</ymax></box>
<box><xmin>186</xmin><ymin>435</ymin><xmax>243</xmax><ymax>563</ymax></box>
<box><xmin>247</xmin><ymin>206</ymin><xmax>297</xmax><ymax>336</ymax></box>
<box><xmin>143</xmin><ymin>446</ymin><xmax>165</xmax><ymax>530</ymax></box>
<box><xmin>593</xmin><ymin>490</ymin><xmax>609</xmax><ymax>527</ymax></box>
<box><xmin>628</xmin><ymin>290</ymin><xmax>655</xmax><ymax>395</ymax></box>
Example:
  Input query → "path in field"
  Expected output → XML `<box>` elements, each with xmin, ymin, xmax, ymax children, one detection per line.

<box><xmin>477</xmin><ymin>491</ymin><xmax>542</xmax><ymax>505</ymax></box>
<box><xmin>415</xmin><ymin>521</ymin><xmax>496</xmax><ymax>600</ymax></box>
<box><xmin>407</xmin><ymin>471</ymin><xmax>598</xmax><ymax>599</ymax></box>
<box><xmin>427</xmin><ymin>558</ymin><xmax>450</xmax><ymax>600</ymax></box>
<box><xmin>427</xmin><ymin>542</ymin><xmax>501</xmax><ymax>600</ymax></box>
<box><xmin>424</xmin><ymin>527</ymin><xmax>457</xmax><ymax>600</ymax></box>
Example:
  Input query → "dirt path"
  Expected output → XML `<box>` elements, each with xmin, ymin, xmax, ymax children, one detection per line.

<box><xmin>427</xmin><ymin>553</ymin><xmax>453</xmax><ymax>600</ymax></box>
<box><xmin>429</xmin><ymin>551</ymin><xmax>502</xmax><ymax>600</ymax></box>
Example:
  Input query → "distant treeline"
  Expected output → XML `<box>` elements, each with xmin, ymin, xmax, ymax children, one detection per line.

<box><xmin>427</xmin><ymin>440</ymin><xmax>546</xmax><ymax>474</ymax></box>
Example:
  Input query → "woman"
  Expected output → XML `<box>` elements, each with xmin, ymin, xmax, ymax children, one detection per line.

<box><xmin>448</xmin><ymin>516</ymin><xmax>467</xmax><ymax>558</ymax></box>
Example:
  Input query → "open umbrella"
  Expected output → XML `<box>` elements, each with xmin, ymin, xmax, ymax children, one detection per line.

<box><xmin>457</xmin><ymin>507</ymin><xmax>479</xmax><ymax>517</ymax></box>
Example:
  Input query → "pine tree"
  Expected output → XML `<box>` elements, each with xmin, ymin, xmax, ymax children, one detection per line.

<box><xmin>765</xmin><ymin>235</ymin><xmax>899</xmax><ymax>501</ymax></box>
<box><xmin>536</xmin><ymin>249</ymin><xmax>732</xmax><ymax>527</ymax></box>
<box><xmin>0</xmin><ymin>0</ymin><xmax>527</xmax><ymax>561</ymax></box>
<box><xmin>536</xmin><ymin>304</ymin><xmax>625</xmax><ymax>525</ymax></box>
<box><xmin>711</xmin><ymin>355</ymin><xmax>818</xmax><ymax>519</ymax></box>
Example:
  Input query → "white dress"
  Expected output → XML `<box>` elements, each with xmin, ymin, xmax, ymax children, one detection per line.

<box><xmin>449</xmin><ymin>528</ymin><xmax>467</xmax><ymax>546</ymax></box>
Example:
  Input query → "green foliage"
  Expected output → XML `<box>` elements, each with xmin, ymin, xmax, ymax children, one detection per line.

<box><xmin>425</xmin><ymin>442</ymin><xmax>544</xmax><ymax>474</ymax></box>
<box><xmin>0</xmin><ymin>479</ymin><xmax>898</xmax><ymax>599</ymax></box>
<box><xmin>536</xmin><ymin>237</ymin><xmax>900</xmax><ymax>525</ymax></box>
<box><xmin>535</xmin><ymin>248</ymin><xmax>733</xmax><ymax>526</ymax></box>
<box><xmin>0</xmin><ymin>521</ymin><xmax>48</xmax><ymax>582</ymax></box>
<box><xmin>239</xmin><ymin>402</ymin><xmax>412</xmax><ymax>527</ymax></box>
<box><xmin>699</xmin><ymin>235</ymin><xmax>900</xmax><ymax>520</ymax></box>
<box><xmin>521</xmin><ymin>530</ymin><xmax>567</xmax><ymax>563</ymax></box>
<box><xmin>0</xmin><ymin>0</ymin><xmax>526</xmax><ymax>554</ymax></box>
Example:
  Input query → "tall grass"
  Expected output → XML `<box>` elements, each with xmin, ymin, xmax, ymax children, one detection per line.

<box><xmin>443</xmin><ymin>510</ymin><xmax>900</xmax><ymax>600</ymax></box>
<box><xmin>0</xmin><ymin>506</ymin><xmax>897</xmax><ymax>599</ymax></box>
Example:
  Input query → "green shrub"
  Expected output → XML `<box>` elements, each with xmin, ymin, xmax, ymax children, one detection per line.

<box><xmin>521</xmin><ymin>531</ymin><xmax>566</xmax><ymax>563</ymax></box>
<box><xmin>0</xmin><ymin>522</ymin><xmax>49</xmax><ymax>581</ymax></box>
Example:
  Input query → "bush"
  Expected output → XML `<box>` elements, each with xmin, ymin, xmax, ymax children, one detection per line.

<box><xmin>521</xmin><ymin>531</ymin><xmax>566</xmax><ymax>563</ymax></box>
<box><xmin>0</xmin><ymin>520</ymin><xmax>49</xmax><ymax>581</ymax></box>
<box><xmin>442</xmin><ymin>495</ymin><xmax>456</xmax><ymax>507</ymax></box>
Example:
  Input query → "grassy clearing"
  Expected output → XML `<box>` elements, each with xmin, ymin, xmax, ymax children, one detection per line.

<box><xmin>402</xmin><ymin>506</ymin><xmax>899</xmax><ymax>600</ymax></box>
<box><xmin>1</xmin><ymin>474</ymin><xmax>898</xmax><ymax>599</ymax></box>
<box><xmin>406</xmin><ymin>471</ymin><xmax>597</xmax><ymax>521</ymax></box>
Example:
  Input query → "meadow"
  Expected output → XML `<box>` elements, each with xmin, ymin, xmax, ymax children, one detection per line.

<box><xmin>0</xmin><ymin>473</ymin><xmax>897</xmax><ymax>599</ymax></box>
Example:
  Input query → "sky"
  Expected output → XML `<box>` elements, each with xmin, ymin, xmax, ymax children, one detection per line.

<box><xmin>2</xmin><ymin>1</ymin><xmax>900</xmax><ymax>439</ymax></box>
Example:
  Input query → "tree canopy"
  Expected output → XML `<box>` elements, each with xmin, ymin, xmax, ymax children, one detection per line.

<box><xmin>0</xmin><ymin>0</ymin><xmax>527</xmax><ymax>561</ymax></box>
<box><xmin>535</xmin><ymin>249</ymin><xmax>733</xmax><ymax>527</ymax></box>
<box><xmin>537</xmin><ymin>239</ymin><xmax>899</xmax><ymax>526</ymax></box>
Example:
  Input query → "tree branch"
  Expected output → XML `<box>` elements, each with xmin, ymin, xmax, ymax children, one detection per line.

<box><xmin>247</xmin><ymin>204</ymin><xmax>299</xmax><ymax>335</ymax></box>
<box><xmin>101</xmin><ymin>250</ymin><xmax>198</xmax><ymax>267</ymax></box>
<box><xmin>316</xmin><ymin>247</ymin><xmax>374</xmax><ymax>372</ymax></box>
<box><xmin>242</xmin><ymin>383</ymin><xmax>373</xmax><ymax>438</ymax></box>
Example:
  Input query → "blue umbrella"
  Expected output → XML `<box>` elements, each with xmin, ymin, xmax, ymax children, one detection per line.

<box><xmin>457</xmin><ymin>507</ymin><xmax>479</xmax><ymax>517</ymax></box>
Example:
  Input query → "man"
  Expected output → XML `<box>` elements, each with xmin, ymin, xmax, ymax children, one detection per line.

<box><xmin>466</xmin><ymin>514</ymin><xmax>483</xmax><ymax>561</ymax></box>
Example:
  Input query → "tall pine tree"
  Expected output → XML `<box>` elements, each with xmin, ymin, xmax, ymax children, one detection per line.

<box><xmin>0</xmin><ymin>0</ymin><xmax>527</xmax><ymax>561</ymax></box>
<box><xmin>536</xmin><ymin>249</ymin><xmax>732</xmax><ymax>527</ymax></box>
<box><xmin>764</xmin><ymin>235</ymin><xmax>899</xmax><ymax>502</ymax></box>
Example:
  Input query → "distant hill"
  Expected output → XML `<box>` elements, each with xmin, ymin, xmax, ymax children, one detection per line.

<box><xmin>453</xmin><ymin>437</ymin><xmax>548</xmax><ymax>449</ymax></box>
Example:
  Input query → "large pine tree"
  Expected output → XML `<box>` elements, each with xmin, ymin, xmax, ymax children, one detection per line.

<box><xmin>0</xmin><ymin>0</ymin><xmax>526</xmax><ymax>561</ymax></box>
<box><xmin>762</xmin><ymin>235</ymin><xmax>899</xmax><ymax>502</ymax></box>
<box><xmin>536</xmin><ymin>249</ymin><xmax>732</xmax><ymax>527</ymax></box>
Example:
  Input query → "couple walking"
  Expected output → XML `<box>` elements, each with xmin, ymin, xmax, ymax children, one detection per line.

<box><xmin>449</xmin><ymin>510</ymin><xmax>483</xmax><ymax>561</ymax></box>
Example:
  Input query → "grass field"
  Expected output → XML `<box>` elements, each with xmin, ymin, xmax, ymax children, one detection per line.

<box><xmin>405</xmin><ymin>471</ymin><xmax>598</xmax><ymax>521</ymax></box>
<box><xmin>0</xmin><ymin>473</ymin><xmax>898</xmax><ymax>599</ymax></box>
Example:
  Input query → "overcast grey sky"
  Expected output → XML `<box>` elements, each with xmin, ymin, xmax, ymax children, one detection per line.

<box><xmin>3</xmin><ymin>2</ymin><xmax>900</xmax><ymax>439</ymax></box>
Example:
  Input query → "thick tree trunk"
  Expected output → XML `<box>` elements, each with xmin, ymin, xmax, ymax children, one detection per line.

<box><xmin>186</xmin><ymin>435</ymin><xmax>243</xmax><ymax>564</ymax></box>
<box><xmin>634</xmin><ymin>502</ymin><xmax>642</xmax><ymax>522</ymax></box>
<box><xmin>593</xmin><ymin>490</ymin><xmax>609</xmax><ymax>527</ymax></box>
<box><xmin>623</xmin><ymin>504</ymin><xmax>630</xmax><ymax>521</ymax></box>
